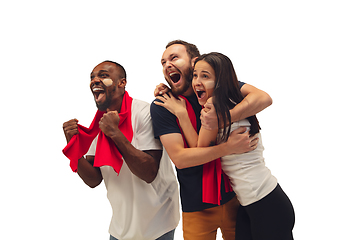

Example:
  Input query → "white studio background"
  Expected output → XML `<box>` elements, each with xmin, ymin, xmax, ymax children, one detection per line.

<box><xmin>1</xmin><ymin>0</ymin><xmax>359</xmax><ymax>239</ymax></box>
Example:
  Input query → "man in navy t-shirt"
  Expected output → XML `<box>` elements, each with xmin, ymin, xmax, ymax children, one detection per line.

<box><xmin>150</xmin><ymin>40</ymin><xmax>272</xmax><ymax>240</ymax></box>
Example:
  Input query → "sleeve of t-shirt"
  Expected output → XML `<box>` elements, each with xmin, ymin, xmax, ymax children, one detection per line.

<box><xmin>150</xmin><ymin>99</ymin><xmax>182</xmax><ymax>139</ymax></box>
<box><xmin>86</xmin><ymin>135</ymin><xmax>98</xmax><ymax>156</ymax></box>
<box><xmin>239</xmin><ymin>81</ymin><xmax>246</xmax><ymax>89</ymax></box>
<box><xmin>132</xmin><ymin>99</ymin><xmax>162</xmax><ymax>151</ymax></box>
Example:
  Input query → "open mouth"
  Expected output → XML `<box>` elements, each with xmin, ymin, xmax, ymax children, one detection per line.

<box><xmin>195</xmin><ymin>90</ymin><xmax>206</xmax><ymax>99</ymax></box>
<box><xmin>169</xmin><ymin>72</ymin><xmax>181</xmax><ymax>83</ymax></box>
<box><xmin>92</xmin><ymin>87</ymin><xmax>105</xmax><ymax>102</ymax></box>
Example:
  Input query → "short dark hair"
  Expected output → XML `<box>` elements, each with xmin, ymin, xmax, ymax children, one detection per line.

<box><xmin>102</xmin><ymin>60</ymin><xmax>127</xmax><ymax>79</ymax></box>
<box><xmin>166</xmin><ymin>40</ymin><xmax>200</xmax><ymax>60</ymax></box>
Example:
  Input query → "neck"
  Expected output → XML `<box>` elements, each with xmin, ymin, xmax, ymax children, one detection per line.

<box><xmin>108</xmin><ymin>93</ymin><xmax>124</xmax><ymax>112</ymax></box>
<box><xmin>181</xmin><ymin>87</ymin><xmax>195</xmax><ymax>97</ymax></box>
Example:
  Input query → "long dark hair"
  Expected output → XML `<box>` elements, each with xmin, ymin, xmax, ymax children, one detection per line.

<box><xmin>195</xmin><ymin>52</ymin><xmax>260</xmax><ymax>142</ymax></box>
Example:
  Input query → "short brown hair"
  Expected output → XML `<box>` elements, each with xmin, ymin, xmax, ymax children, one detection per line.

<box><xmin>166</xmin><ymin>40</ymin><xmax>200</xmax><ymax>59</ymax></box>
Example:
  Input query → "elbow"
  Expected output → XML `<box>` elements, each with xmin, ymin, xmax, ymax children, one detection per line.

<box><xmin>175</xmin><ymin>164</ymin><xmax>185</xmax><ymax>170</ymax></box>
<box><xmin>145</xmin><ymin>178</ymin><xmax>155</xmax><ymax>184</ymax></box>
<box><xmin>84</xmin><ymin>179</ymin><xmax>102</xmax><ymax>188</ymax></box>
<box><xmin>172</xmin><ymin>158</ymin><xmax>188</xmax><ymax>170</ymax></box>
<box><xmin>144</xmin><ymin>168</ymin><xmax>159</xmax><ymax>184</ymax></box>
<box><xmin>266</xmin><ymin>94</ymin><xmax>273</xmax><ymax>107</ymax></box>
<box><xmin>165</xmin><ymin>148</ymin><xmax>193</xmax><ymax>169</ymax></box>
<box><xmin>87</xmin><ymin>182</ymin><xmax>100</xmax><ymax>188</ymax></box>
<box><xmin>145</xmin><ymin>179</ymin><xmax>153</xmax><ymax>184</ymax></box>
<box><xmin>262</xmin><ymin>92</ymin><xmax>273</xmax><ymax>109</ymax></box>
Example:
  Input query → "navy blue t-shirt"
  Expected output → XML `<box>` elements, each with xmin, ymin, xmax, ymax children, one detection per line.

<box><xmin>150</xmin><ymin>82</ymin><xmax>245</xmax><ymax>212</ymax></box>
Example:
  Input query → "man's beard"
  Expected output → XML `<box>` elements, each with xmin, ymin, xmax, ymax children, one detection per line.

<box><xmin>170</xmin><ymin>66</ymin><xmax>193</xmax><ymax>96</ymax></box>
<box><xmin>95</xmin><ymin>95</ymin><xmax>112</xmax><ymax>112</ymax></box>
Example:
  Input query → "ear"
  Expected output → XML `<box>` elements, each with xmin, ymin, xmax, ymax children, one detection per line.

<box><xmin>118</xmin><ymin>78</ymin><xmax>127</xmax><ymax>89</ymax></box>
<box><xmin>191</xmin><ymin>57</ymin><xmax>198</xmax><ymax>68</ymax></box>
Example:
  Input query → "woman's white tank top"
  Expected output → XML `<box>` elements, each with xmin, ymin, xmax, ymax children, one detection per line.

<box><xmin>218</xmin><ymin>119</ymin><xmax>277</xmax><ymax>206</ymax></box>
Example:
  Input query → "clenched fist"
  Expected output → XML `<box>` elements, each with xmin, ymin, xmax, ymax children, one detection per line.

<box><xmin>63</xmin><ymin>119</ymin><xmax>79</xmax><ymax>143</ymax></box>
<box><xmin>200</xmin><ymin>97</ymin><xmax>219</xmax><ymax>130</ymax></box>
<box><xmin>99</xmin><ymin>109</ymin><xmax>120</xmax><ymax>138</ymax></box>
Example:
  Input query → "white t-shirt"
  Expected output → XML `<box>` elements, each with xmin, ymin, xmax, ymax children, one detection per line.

<box><xmin>219</xmin><ymin>119</ymin><xmax>278</xmax><ymax>206</ymax></box>
<box><xmin>86</xmin><ymin>99</ymin><xmax>180</xmax><ymax>240</ymax></box>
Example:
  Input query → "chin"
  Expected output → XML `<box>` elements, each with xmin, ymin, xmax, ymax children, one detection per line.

<box><xmin>173</xmin><ymin>82</ymin><xmax>191</xmax><ymax>96</ymax></box>
<box><xmin>95</xmin><ymin>94</ymin><xmax>112</xmax><ymax>111</ymax></box>
<box><xmin>171</xmin><ymin>86</ymin><xmax>184</xmax><ymax>96</ymax></box>
<box><xmin>198</xmin><ymin>101</ymin><xmax>206</xmax><ymax>106</ymax></box>
<box><xmin>96</xmin><ymin>105</ymin><xmax>106</xmax><ymax>112</ymax></box>
<box><xmin>96</xmin><ymin>102</ymin><xmax>110</xmax><ymax>112</ymax></box>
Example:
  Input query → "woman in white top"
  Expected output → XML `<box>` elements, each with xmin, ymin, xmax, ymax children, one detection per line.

<box><xmin>156</xmin><ymin>52</ymin><xmax>295</xmax><ymax>240</ymax></box>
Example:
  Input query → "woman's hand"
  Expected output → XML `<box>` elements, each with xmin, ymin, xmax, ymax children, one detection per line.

<box><xmin>154</xmin><ymin>92</ymin><xmax>187</xmax><ymax>117</ymax></box>
<box><xmin>154</xmin><ymin>83</ymin><xmax>170</xmax><ymax>97</ymax></box>
<box><xmin>200</xmin><ymin>97</ymin><xmax>221</xmax><ymax>130</ymax></box>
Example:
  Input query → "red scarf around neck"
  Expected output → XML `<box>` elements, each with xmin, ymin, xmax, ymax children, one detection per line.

<box><xmin>176</xmin><ymin>95</ymin><xmax>232</xmax><ymax>205</ymax></box>
<box><xmin>62</xmin><ymin>91</ymin><xmax>133</xmax><ymax>174</ymax></box>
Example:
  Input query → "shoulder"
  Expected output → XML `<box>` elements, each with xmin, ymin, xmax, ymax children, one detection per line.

<box><xmin>130</xmin><ymin>99</ymin><xmax>153</xmax><ymax>134</ymax></box>
<box><xmin>150</xmin><ymin>98</ymin><xmax>181</xmax><ymax>138</ymax></box>
<box><xmin>131</xmin><ymin>98</ymin><xmax>152</xmax><ymax>125</ymax></box>
<box><xmin>238</xmin><ymin>81</ymin><xmax>246</xmax><ymax>89</ymax></box>
<box><xmin>150</xmin><ymin>98</ymin><xmax>175</xmax><ymax>120</ymax></box>
<box><xmin>132</xmin><ymin>98</ymin><xmax>150</xmax><ymax>114</ymax></box>
<box><xmin>150</xmin><ymin>98</ymin><xmax>165</xmax><ymax>112</ymax></box>
<box><xmin>130</xmin><ymin>99</ymin><xmax>162</xmax><ymax>150</ymax></box>
<box><xmin>131</xmin><ymin>99</ymin><xmax>153</xmax><ymax>125</ymax></box>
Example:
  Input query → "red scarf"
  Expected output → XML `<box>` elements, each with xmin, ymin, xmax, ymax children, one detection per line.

<box><xmin>176</xmin><ymin>96</ymin><xmax>232</xmax><ymax>205</ymax></box>
<box><xmin>62</xmin><ymin>91</ymin><xmax>133</xmax><ymax>174</ymax></box>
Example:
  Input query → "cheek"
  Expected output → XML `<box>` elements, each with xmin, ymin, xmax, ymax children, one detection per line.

<box><xmin>174</xmin><ymin>59</ymin><xmax>186</xmax><ymax>68</ymax></box>
<box><xmin>203</xmin><ymin>80</ymin><xmax>215</xmax><ymax>90</ymax></box>
<box><xmin>102</xmin><ymin>78</ymin><xmax>113</xmax><ymax>87</ymax></box>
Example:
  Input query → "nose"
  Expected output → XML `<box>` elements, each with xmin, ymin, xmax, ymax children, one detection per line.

<box><xmin>192</xmin><ymin>74</ymin><xmax>201</xmax><ymax>86</ymax></box>
<box><xmin>163</xmin><ymin>60</ymin><xmax>174</xmax><ymax>70</ymax></box>
<box><xmin>91</xmin><ymin>76</ymin><xmax>101</xmax><ymax>84</ymax></box>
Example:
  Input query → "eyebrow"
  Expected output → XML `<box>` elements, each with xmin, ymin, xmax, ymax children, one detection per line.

<box><xmin>91</xmin><ymin>69</ymin><xmax>109</xmax><ymax>76</ymax></box>
<box><xmin>161</xmin><ymin>53</ymin><xmax>177</xmax><ymax>63</ymax></box>
<box><xmin>194</xmin><ymin>69</ymin><xmax>212</xmax><ymax>75</ymax></box>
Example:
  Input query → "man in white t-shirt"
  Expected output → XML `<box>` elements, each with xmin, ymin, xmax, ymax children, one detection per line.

<box><xmin>62</xmin><ymin>61</ymin><xmax>180</xmax><ymax>240</ymax></box>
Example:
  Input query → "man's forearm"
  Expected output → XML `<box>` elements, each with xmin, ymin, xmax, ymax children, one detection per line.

<box><xmin>77</xmin><ymin>156</ymin><xmax>103</xmax><ymax>188</ymax></box>
<box><xmin>161</xmin><ymin>128</ymin><xmax>256</xmax><ymax>169</ymax></box>
<box><xmin>167</xmin><ymin>143</ymin><xmax>230</xmax><ymax>169</ymax></box>
<box><xmin>231</xmin><ymin>84</ymin><xmax>272</xmax><ymax>122</ymax></box>
<box><xmin>110</xmin><ymin>130</ymin><xmax>160</xmax><ymax>183</ymax></box>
